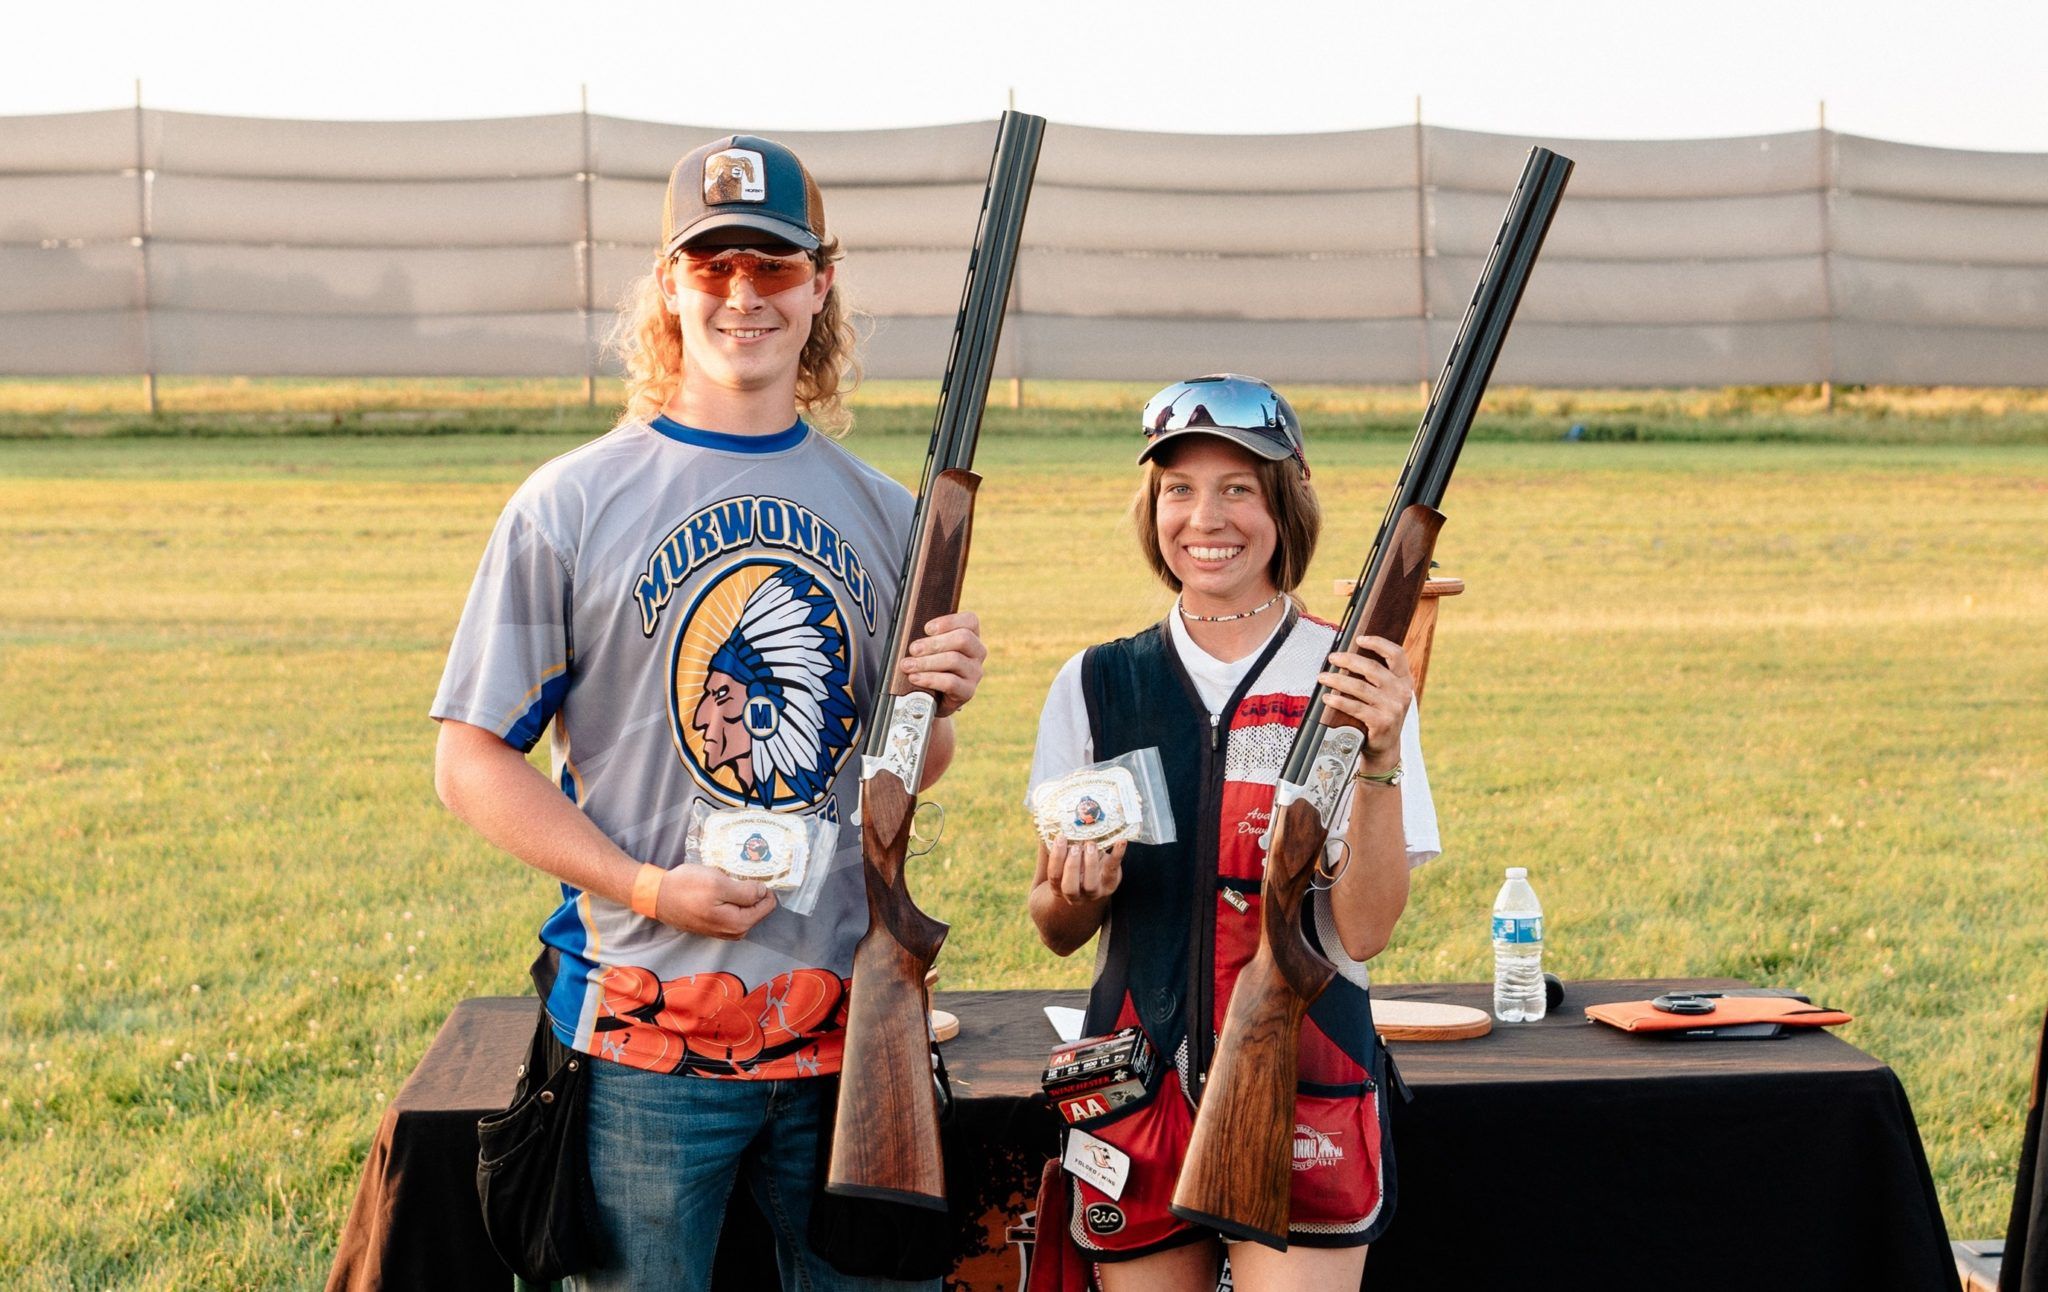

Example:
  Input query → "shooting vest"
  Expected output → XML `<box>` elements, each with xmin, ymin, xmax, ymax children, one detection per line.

<box><xmin>1078</xmin><ymin>610</ymin><xmax>1379</xmax><ymax>1104</ymax></box>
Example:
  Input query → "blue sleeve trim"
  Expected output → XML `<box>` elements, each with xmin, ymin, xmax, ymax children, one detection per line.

<box><xmin>504</xmin><ymin>671</ymin><xmax>570</xmax><ymax>752</ymax></box>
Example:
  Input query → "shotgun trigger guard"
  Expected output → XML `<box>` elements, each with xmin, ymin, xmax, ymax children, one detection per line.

<box><xmin>1312</xmin><ymin>839</ymin><xmax>1351</xmax><ymax>892</ymax></box>
<box><xmin>908</xmin><ymin>800</ymin><xmax>946</xmax><ymax>858</ymax></box>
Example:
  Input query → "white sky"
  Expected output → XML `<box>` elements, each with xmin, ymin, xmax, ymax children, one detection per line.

<box><xmin>6</xmin><ymin>0</ymin><xmax>2046</xmax><ymax>151</ymax></box>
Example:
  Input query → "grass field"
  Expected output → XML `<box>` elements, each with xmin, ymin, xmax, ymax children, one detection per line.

<box><xmin>0</xmin><ymin>404</ymin><xmax>2043</xmax><ymax>1285</ymax></box>
<box><xmin>6</xmin><ymin>376</ymin><xmax>2048</xmax><ymax>446</ymax></box>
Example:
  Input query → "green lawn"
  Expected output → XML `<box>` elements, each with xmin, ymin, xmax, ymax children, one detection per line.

<box><xmin>0</xmin><ymin>421</ymin><xmax>2043</xmax><ymax>1285</ymax></box>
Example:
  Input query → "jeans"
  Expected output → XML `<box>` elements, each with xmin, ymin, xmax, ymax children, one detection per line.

<box><xmin>570</xmin><ymin>1058</ymin><xmax>938</xmax><ymax>1292</ymax></box>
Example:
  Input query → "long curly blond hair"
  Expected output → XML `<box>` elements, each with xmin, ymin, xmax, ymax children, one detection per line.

<box><xmin>610</xmin><ymin>238</ymin><xmax>861</xmax><ymax>435</ymax></box>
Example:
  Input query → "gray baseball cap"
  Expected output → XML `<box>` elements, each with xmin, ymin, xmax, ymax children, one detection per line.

<box><xmin>663</xmin><ymin>135</ymin><xmax>825</xmax><ymax>256</ymax></box>
<box><xmin>1138</xmin><ymin>374</ymin><xmax>1310</xmax><ymax>478</ymax></box>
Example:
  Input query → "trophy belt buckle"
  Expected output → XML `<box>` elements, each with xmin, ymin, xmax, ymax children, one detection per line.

<box><xmin>699</xmin><ymin>808</ymin><xmax>810</xmax><ymax>889</ymax></box>
<box><xmin>1032</xmin><ymin>765</ymin><xmax>1144</xmax><ymax>845</ymax></box>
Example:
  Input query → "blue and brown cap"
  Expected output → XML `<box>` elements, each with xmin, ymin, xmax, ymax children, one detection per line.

<box><xmin>662</xmin><ymin>134</ymin><xmax>826</xmax><ymax>256</ymax></box>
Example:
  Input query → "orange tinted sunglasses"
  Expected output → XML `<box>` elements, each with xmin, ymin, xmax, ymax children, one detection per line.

<box><xmin>675</xmin><ymin>248</ymin><xmax>818</xmax><ymax>297</ymax></box>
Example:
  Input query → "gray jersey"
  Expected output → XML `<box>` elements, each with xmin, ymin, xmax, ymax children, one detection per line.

<box><xmin>432</xmin><ymin>416</ymin><xmax>911</xmax><ymax>1076</ymax></box>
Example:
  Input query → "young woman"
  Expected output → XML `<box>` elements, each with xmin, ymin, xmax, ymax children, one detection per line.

<box><xmin>1026</xmin><ymin>374</ymin><xmax>1440</xmax><ymax>1291</ymax></box>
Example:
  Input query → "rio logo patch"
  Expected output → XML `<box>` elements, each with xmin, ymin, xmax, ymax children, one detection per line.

<box><xmin>1083</xmin><ymin>1202</ymin><xmax>1125</xmax><ymax>1236</ymax></box>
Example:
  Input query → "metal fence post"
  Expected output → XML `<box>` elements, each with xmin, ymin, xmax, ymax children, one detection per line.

<box><xmin>1818</xmin><ymin>99</ymin><xmax>1835</xmax><ymax>410</ymax></box>
<box><xmin>1413</xmin><ymin>95</ymin><xmax>1430</xmax><ymax>403</ymax></box>
<box><xmin>580</xmin><ymin>85</ymin><xmax>597</xmax><ymax>408</ymax></box>
<box><xmin>133</xmin><ymin>79</ymin><xmax>157</xmax><ymax>414</ymax></box>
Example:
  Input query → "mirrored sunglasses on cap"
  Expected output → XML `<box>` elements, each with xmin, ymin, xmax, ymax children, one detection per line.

<box><xmin>1139</xmin><ymin>373</ymin><xmax>1309</xmax><ymax>478</ymax></box>
<box><xmin>674</xmin><ymin>246</ymin><xmax>818</xmax><ymax>297</ymax></box>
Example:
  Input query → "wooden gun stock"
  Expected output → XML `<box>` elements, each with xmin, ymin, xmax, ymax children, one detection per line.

<box><xmin>826</xmin><ymin>469</ymin><xmax>977</xmax><ymax>1209</ymax></box>
<box><xmin>1170</xmin><ymin>505</ymin><xmax>1443</xmax><ymax>1248</ymax></box>
<box><xmin>1171</xmin><ymin>792</ymin><xmax>1333</xmax><ymax>1246</ymax></box>
<box><xmin>830</xmin><ymin>771</ymin><xmax>951</xmax><ymax>1206</ymax></box>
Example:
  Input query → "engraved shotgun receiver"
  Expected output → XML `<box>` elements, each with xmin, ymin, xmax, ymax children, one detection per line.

<box><xmin>1170</xmin><ymin>147</ymin><xmax>1575</xmax><ymax>1249</ymax></box>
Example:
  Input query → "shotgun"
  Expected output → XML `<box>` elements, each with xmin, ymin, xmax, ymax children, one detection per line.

<box><xmin>1169</xmin><ymin>146</ymin><xmax>1575</xmax><ymax>1249</ymax></box>
<box><xmin>826</xmin><ymin>110</ymin><xmax>1044</xmax><ymax>1210</ymax></box>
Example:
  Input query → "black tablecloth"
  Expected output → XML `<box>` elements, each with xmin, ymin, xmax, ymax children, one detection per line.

<box><xmin>326</xmin><ymin>992</ymin><xmax>1066</xmax><ymax>1292</ymax></box>
<box><xmin>2003</xmin><ymin>1007</ymin><xmax>2048</xmax><ymax>1292</ymax></box>
<box><xmin>327</xmin><ymin>995</ymin><xmax>531</xmax><ymax>1292</ymax></box>
<box><xmin>328</xmin><ymin>981</ymin><xmax>1958</xmax><ymax>1291</ymax></box>
<box><xmin>1363</xmin><ymin>979</ymin><xmax>1958</xmax><ymax>1290</ymax></box>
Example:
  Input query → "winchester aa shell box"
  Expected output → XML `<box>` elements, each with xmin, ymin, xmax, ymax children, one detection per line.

<box><xmin>1042</xmin><ymin>1026</ymin><xmax>1157</xmax><ymax>1124</ymax></box>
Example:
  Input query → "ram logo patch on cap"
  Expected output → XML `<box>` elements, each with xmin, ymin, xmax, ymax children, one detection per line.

<box><xmin>704</xmin><ymin>149</ymin><xmax>768</xmax><ymax>204</ymax></box>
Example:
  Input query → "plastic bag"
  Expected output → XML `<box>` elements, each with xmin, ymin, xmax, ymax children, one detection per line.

<box><xmin>1030</xmin><ymin>746</ymin><xmax>1177</xmax><ymax>848</ymax></box>
<box><xmin>684</xmin><ymin>802</ymin><xmax>839</xmax><ymax>917</ymax></box>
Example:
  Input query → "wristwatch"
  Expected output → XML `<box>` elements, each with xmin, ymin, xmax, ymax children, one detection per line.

<box><xmin>1352</xmin><ymin>762</ymin><xmax>1403</xmax><ymax>787</ymax></box>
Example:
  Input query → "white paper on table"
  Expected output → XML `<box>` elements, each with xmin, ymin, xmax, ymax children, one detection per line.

<box><xmin>1044</xmin><ymin>1005</ymin><xmax>1087</xmax><ymax>1043</ymax></box>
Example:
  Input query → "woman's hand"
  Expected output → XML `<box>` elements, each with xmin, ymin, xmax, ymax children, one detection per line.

<box><xmin>1030</xmin><ymin>835</ymin><xmax>1126</xmax><ymax>955</ymax></box>
<box><xmin>1044</xmin><ymin>836</ymin><xmax>1128</xmax><ymax>905</ymax></box>
<box><xmin>900</xmin><ymin>610</ymin><xmax>986</xmax><ymax>718</ymax></box>
<box><xmin>1318</xmin><ymin>633</ymin><xmax>1416</xmax><ymax>772</ymax></box>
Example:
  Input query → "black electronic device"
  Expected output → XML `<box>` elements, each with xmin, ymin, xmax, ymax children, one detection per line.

<box><xmin>1652</xmin><ymin>992</ymin><xmax>1718</xmax><ymax>1015</ymax></box>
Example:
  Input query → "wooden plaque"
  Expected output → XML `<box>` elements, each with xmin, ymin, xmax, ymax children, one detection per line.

<box><xmin>1374</xmin><ymin>998</ymin><xmax>1493</xmax><ymax>1041</ymax></box>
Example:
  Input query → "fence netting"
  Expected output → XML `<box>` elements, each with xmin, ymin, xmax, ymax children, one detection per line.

<box><xmin>2</xmin><ymin>110</ymin><xmax>2044</xmax><ymax>385</ymax></box>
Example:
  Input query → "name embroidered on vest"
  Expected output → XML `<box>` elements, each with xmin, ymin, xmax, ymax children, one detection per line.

<box><xmin>1233</xmin><ymin>693</ymin><xmax>1308</xmax><ymax>727</ymax></box>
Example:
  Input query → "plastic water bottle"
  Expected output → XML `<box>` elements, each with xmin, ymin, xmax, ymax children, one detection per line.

<box><xmin>1492</xmin><ymin>867</ymin><xmax>1545</xmax><ymax>1022</ymax></box>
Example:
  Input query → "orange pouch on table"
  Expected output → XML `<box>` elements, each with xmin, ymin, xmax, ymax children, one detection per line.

<box><xmin>1586</xmin><ymin>997</ymin><xmax>1852</xmax><ymax>1032</ymax></box>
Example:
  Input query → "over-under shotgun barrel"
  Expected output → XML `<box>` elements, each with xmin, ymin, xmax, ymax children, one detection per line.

<box><xmin>1171</xmin><ymin>147</ymin><xmax>1573</xmax><ymax>1249</ymax></box>
<box><xmin>1286</xmin><ymin>145</ymin><xmax>1574</xmax><ymax>782</ymax></box>
<box><xmin>828</xmin><ymin>111</ymin><xmax>1044</xmax><ymax>1210</ymax></box>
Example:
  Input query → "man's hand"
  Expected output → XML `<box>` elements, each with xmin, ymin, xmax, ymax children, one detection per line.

<box><xmin>656</xmin><ymin>865</ymin><xmax>778</xmax><ymax>940</ymax></box>
<box><xmin>900</xmin><ymin>610</ymin><xmax>985</xmax><ymax>718</ymax></box>
<box><xmin>1044</xmin><ymin>836</ymin><xmax>1127</xmax><ymax>905</ymax></box>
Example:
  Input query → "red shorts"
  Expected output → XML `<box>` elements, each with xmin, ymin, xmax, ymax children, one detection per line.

<box><xmin>1064</xmin><ymin>1061</ymin><xmax>1393</xmax><ymax>1258</ymax></box>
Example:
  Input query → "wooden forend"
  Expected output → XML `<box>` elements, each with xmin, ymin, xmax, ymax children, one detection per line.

<box><xmin>1333</xmin><ymin>574</ymin><xmax>1465</xmax><ymax>704</ymax></box>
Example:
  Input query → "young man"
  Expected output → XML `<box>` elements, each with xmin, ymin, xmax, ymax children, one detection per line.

<box><xmin>433</xmin><ymin>134</ymin><xmax>981</xmax><ymax>1291</ymax></box>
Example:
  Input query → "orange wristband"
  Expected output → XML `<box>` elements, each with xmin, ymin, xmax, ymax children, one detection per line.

<box><xmin>630</xmin><ymin>864</ymin><xmax>664</xmax><ymax>920</ymax></box>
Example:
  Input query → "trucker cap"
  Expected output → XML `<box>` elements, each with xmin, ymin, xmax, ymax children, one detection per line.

<box><xmin>663</xmin><ymin>135</ymin><xmax>826</xmax><ymax>257</ymax></box>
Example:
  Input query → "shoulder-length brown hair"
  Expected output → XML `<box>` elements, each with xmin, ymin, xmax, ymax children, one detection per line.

<box><xmin>608</xmin><ymin>237</ymin><xmax>863</xmax><ymax>435</ymax></box>
<box><xmin>1130</xmin><ymin>443</ymin><xmax>1322</xmax><ymax>594</ymax></box>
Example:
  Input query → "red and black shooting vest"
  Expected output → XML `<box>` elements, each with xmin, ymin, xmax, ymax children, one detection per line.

<box><xmin>1077</xmin><ymin>610</ymin><xmax>1381</xmax><ymax>1103</ymax></box>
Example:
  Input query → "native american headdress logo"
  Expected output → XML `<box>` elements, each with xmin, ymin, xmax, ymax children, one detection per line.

<box><xmin>671</xmin><ymin>559</ymin><xmax>857</xmax><ymax>809</ymax></box>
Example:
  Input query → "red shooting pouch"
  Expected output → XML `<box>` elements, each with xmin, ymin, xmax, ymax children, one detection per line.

<box><xmin>1586</xmin><ymin>996</ymin><xmax>1853</xmax><ymax>1033</ymax></box>
<box><xmin>1025</xmin><ymin>1157</ymin><xmax>1096</xmax><ymax>1292</ymax></box>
